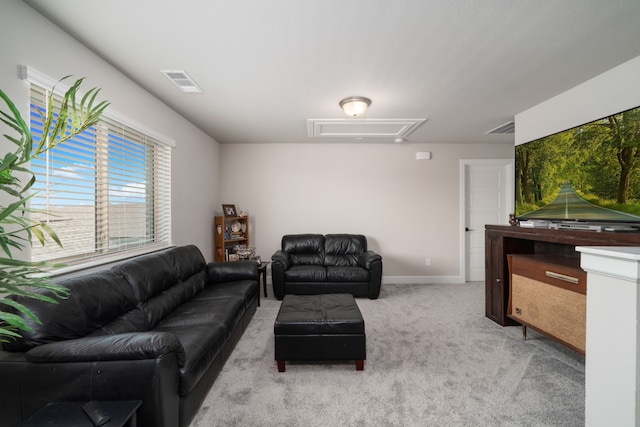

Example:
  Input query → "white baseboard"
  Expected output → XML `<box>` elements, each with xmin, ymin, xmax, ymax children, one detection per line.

<box><xmin>383</xmin><ymin>275</ymin><xmax>465</xmax><ymax>285</ymax></box>
<box><xmin>263</xmin><ymin>275</ymin><xmax>466</xmax><ymax>287</ymax></box>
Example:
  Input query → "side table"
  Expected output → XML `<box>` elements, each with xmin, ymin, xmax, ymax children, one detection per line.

<box><xmin>258</xmin><ymin>261</ymin><xmax>270</xmax><ymax>298</ymax></box>
<box><xmin>23</xmin><ymin>400</ymin><xmax>141</xmax><ymax>427</ymax></box>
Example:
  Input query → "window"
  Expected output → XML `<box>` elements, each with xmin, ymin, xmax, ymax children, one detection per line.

<box><xmin>28</xmin><ymin>80</ymin><xmax>172</xmax><ymax>266</ymax></box>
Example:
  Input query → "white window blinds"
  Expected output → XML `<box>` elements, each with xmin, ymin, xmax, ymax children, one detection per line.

<box><xmin>29</xmin><ymin>83</ymin><xmax>172</xmax><ymax>265</ymax></box>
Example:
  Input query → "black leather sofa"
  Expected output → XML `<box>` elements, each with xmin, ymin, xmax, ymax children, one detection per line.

<box><xmin>271</xmin><ymin>234</ymin><xmax>382</xmax><ymax>300</ymax></box>
<box><xmin>0</xmin><ymin>245</ymin><xmax>259</xmax><ymax>427</ymax></box>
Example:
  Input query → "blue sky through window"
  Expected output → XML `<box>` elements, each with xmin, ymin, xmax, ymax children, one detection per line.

<box><xmin>30</xmin><ymin>106</ymin><xmax>148</xmax><ymax>207</ymax></box>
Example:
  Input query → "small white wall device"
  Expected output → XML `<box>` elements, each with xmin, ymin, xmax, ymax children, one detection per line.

<box><xmin>416</xmin><ymin>151</ymin><xmax>431</xmax><ymax>160</ymax></box>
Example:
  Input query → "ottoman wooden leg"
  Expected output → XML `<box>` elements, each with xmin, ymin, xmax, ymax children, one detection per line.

<box><xmin>277</xmin><ymin>360</ymin><xmax>286</xmax><ymax>372</ymax></box>
<box><xmin>355</xmin><ymin>360</ymin><xmax>364</xmax><ymax>371</ymax></box>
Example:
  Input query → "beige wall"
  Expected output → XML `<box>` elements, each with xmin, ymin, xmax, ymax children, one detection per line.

<box><xmin>1</xmin><ymin>1</ymin><xmax>221</xmax><ymax>262</ymax></box>
<box><xmin>516</xmin><ymin>55</ymin><xmax>640</xmax><ymax>145</ymax></box>
<box><xmin>220</xmin><ymin>141</ymin><xmax>513</xmax><ymax>282</ymax></box>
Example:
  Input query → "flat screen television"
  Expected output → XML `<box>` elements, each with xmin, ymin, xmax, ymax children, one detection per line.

<box><xmin>515</xmin><ymin>103</ymin><xmax>640</xmax><ymax>227</ymax></box>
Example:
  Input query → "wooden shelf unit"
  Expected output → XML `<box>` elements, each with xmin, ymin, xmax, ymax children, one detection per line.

<box><xmin>485</xmin><ymin>224</ymin><xmax>640</xmax><ymax>327</ymax></box>
<box><xmin>214</xmin><ymin>215</ymin><xmax>250</xmax><ymax>262</ymax></box>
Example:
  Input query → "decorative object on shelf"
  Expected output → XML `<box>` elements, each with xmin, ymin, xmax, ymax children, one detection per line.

<box><xmin>222</xmin><ymin>204</ymin><xmax>237</xmax><ymax>217</ymax></box>
<box><xmin>228</xmin><ymin>253</ymin><xmax>238</xmax><ymax>261</ymax></box>
<box><xmin>241</xmin><ymin>222</ymin><xmax>247</xmax><ymax>233</ymax></box>
<box><xmin>234</xmin><ymin>245</ymin><xmax>256</xmax><ymax>260</ymax></box>
<box><xmin>216</xmin><ymin>224</ymin><xmax>222</xmax><ymax>235</ymax></box>
<box><xmin>228</xmin><ymin>220</ymin><xmax>244</xmax><ymax>240</ymax></box>
<box><xmin>239</xmin><ymin>210</ymin><xmax>247</xmax><ymax>217</ymax></box>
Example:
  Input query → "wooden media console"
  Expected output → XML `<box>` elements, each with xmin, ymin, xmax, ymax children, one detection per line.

<box><xmin>485</xmin><ymin>225</ymin><xmax>640</xmax><ymax>345</ymax></box>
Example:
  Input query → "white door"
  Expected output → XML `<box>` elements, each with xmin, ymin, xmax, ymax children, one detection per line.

<box><xmin>460</xmin><ymin>160</ymin><xmax>513</xmax><ymax>282</ymax></box>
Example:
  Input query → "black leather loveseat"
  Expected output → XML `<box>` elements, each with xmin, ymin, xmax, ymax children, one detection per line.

<box><xmin>0</xmin><ymin>245</ymin><xmax>259</xmax><ymax>427</ymax></box>
<box><xmin>271</xmin><ymin>234</ymin><xmax>382</xmax><ymax>300</ymax></box>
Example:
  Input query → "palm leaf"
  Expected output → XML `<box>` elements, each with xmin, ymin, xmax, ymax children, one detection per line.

<box><xmin>0</xmin><ymin>76</ymin><xmax>107</xmax><ymax>342</ymax></box>
<box><xmin>39</xmin><ymin>221</ymin><xmax>62</xmax><ymax>247</ymax></box>
<box><xmin>0</xmin><ymin>326</ymin><xmax>22</xmax><ymax>343</ymax></box>
<box><xmin>0</xmin><ymin>297</ymin><xmax>43</xmax><ymax>323</ymax></box>
<box><xmin>0</xmin><ymin>312</ymin><xmax>34</xmax><ymax>332</ymax></box>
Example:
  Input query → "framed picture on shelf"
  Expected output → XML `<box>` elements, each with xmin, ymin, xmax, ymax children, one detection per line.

<box><xmin>222</xmin><ymin>204</ymin><xmax>237</xmax><ymax>217</ymax></box>
<box><xmin>228</xmin><ymin>253</ymin><xmax>239</xmax><ymax>262</ymax></box>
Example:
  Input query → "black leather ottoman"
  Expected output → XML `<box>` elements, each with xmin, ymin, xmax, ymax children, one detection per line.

<box><xmin>274</xmin><ymin>293</ymin><xmax>366</xmax><ymax>372</ymax></box>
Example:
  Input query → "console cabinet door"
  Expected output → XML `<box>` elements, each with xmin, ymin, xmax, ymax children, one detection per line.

<box><xmin>485</xmin><ymin>230</ymin><xmax>506</xmax><ymax>325</ymax></box>
<box><xmin>508</xmin><ymin>255</ymin><xmax>586</xmax><ymax>354</ymax></box>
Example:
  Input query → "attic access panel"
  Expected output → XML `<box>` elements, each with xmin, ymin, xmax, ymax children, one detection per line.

<box><xmin>307</xmin><ymin>118</ymin><xmax>426</xmax><ymax>138</ymax></box>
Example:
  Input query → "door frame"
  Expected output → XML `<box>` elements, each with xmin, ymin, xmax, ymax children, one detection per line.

<box><xmin>459</xmin><ymin>159</ymin><xmax>514</xmax><ymax>282</ymax></box>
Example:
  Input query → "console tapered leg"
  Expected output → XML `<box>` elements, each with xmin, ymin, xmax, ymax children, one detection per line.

<box><xmin>355</xmin><ymin>360</ymin><xmax>364</xmax><ymax>371</ymax></box>
<box><xmin>277</xmin><ymin>360</ymin><xmax>286</xmax><ymax>372</ymax></box>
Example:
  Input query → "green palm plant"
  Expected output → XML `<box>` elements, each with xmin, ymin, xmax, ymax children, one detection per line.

<box><xmin>0</xmin><ymin>76</ymin><xmax>109</xmax><ymax>342</ymax></box>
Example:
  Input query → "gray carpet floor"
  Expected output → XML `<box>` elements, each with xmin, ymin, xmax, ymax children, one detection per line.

<box><xmin>190</xmin><ymin>282</ymin><xmax>585</xmax><ymax>427</ymax></box>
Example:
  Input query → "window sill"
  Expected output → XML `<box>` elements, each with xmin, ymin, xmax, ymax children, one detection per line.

<box><xmin>46</xmin><ymin>244</ymin><xmax>176</xmax><ymax>279</ymax></box>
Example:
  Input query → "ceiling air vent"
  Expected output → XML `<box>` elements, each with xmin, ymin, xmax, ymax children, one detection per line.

<box><xmin>161</xmin><ymin>70</ymin><xmax>203</xmax><ymax>94</ymax></box>
<box><xmin>485</xmin><ymin>121</ymin><xmax>515</xmax><ymax>134</ymax></box>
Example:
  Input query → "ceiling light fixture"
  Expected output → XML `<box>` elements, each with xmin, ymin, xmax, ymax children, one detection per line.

<box><xmin>339</xmin><ymin>96</ymin><xmax>371</xmax><ymax>117</ymax></box>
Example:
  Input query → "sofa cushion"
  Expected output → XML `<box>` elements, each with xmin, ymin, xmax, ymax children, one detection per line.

<box><xmin>83</xmin><ymin>249</ymin><xmax>207</xmax><ymax>337</ymax></box>
<box><xmin>155</xmin><ymin>291</ymin><xmax>247</xmax><ymax>395</ymax></box>
<box><xmin>117</xmin><ymin>252</ymin><xmax>179</xmax><ymax>302</ymax></box>
<box><xmin>118</xmin><ymin>251</ymin><xmax>203</xmax><ymax>330</ymax></box>
<box><xmin>3</xmin><ymin>270</ymin><xmax>137</xmax><ymax>351</ymax></box>
<box><xmin>285</xmin><ymin>265</ymin><xmax>327</xmax><ymax>282</ymax></box>
<box><xmin>139</xmin><ymin>272</ymin><xmax>208</xmax><ymax>328</ymax></box>
<box><xmin>326</xmin><ymin>266</ymin><xmax>369</xmax><ymax>282</ymax></box>
<box><xmin>88</xmin><ymin>306</ymin><xmax>148</xmax><ymax>336</ymax></box>
<box><xmin>158</xmin><ymin>295</ymin><xmax>245</xmax><ymax>333</ymax></box>
<box><xmin>196</xmin><ymin>280</ymin><xmax>258</xmax><ymax>310</ymax></box>
<box><xmin>324</xmin><ymin>234</ymin><xmax>367</xmax><ymax>267</ymax></box>
<box><xmin>166</xmin><ymin>245</ymin><xmax>207</xmax><ymax>281</ymax></box>
<box><xmin>282</xmin><ymin>234</ymin><xmax>325</xmax><ymax>265</ymax></box>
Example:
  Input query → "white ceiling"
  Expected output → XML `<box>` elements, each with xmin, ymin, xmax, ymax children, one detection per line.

<box><xmin>23</xmin><ymin>0</ymin><xmax>640</xmax><ymax>145</ymax></box>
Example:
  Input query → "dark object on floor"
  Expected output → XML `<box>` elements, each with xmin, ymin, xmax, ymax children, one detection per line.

<box><xmin>23</xmin><ymin>400</ymin><xmax>141</xmax><ymax>427</ymax></box>
<box><xmin>271</xmin><ymin>234</ymin><xmax>382</xmax><ymax>300</ymax></box>
<box><xmin>0</xmin><ymin>245</ymin><xmax>259</xmax><ymax>427</ymax></box>
<box><xmin>274</xmin><ymin>293</ymin><xmax>366</xmax><ymax>372</ymax></box>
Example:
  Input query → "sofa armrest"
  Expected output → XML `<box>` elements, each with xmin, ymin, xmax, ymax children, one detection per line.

<box><xmin>3</xmin><ymin>341</ymin><xmax>181</xmax><ymax>427</ymax></box>
<box><xmin>271</xmin><ymin>250</ymin><xmax>291</xmax><ymax>300</ymax></box>
<box><xmin>206</xmin><ymin>261</ymin><xmax>258</xmax><ymax>283</ymax></box>
<box><xmin>359</xmin><ymin>250</ymin><xmax>382</xmax><ymax>269</ymax></box>
<box><xmin>359</xmin><ymin>251</ymin><xmax>383</xmax><ymax>299</ymax></box>
<box><xmin>25</xmin><ymin>332</ymin><xmax>185</xmax><ymax>366</ymax></box>
<box><xmin>271</xmin><ymin>250</ymin><xmax>291</xmax><ymax>270</ymax></box>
